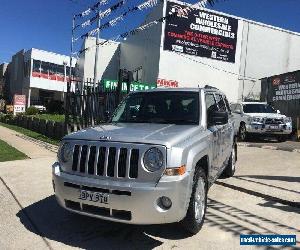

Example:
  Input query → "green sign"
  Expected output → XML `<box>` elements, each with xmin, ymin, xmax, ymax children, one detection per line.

<box><xmin>103</xmin><ymin>79</ymin><xmax>156</xmax><ymax>92</ymax></box>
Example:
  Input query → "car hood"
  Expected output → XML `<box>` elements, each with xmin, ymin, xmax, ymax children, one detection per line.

<box><xmin>245</xmin><ymin>113</ymin><xmax>287</xmax><ymax>119</ymax></box>
<box><xmin>64</xmin><ymin>123</ymin><xmax>204</xmax><ymax>148</ymax></box>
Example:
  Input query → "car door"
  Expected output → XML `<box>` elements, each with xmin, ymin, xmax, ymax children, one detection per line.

<box><xmin>215</xmin><ymin>94</ymin><xmax>231</xmax><ymax>169</ymax></box>
<box><xmin>205</xmin><ymin>93</ymin><xmax>222</xmax><ymax>179</ymax></box>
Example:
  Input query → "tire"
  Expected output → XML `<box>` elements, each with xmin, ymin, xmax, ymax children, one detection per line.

<box><xmin>277</xmin><ymin>135</ymin><xmax>287</xmax><ymax>142</ymax></box>
<box><xmin>181</xmin><ymin>167</ymin><xmax>208</xmax><ymax>235</ymax></box>
<box><xmin>223</xmin><ymin>143</ymin><xmax>237</xmax><ymax>178</ymax></box>
<box><xmin>239</xmin><ymin>123</ymin><xmax>247</xmax><ymax>141</ymax></box>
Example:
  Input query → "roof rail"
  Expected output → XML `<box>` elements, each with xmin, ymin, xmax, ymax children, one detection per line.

<box><xmin>204</xmin><ymin>85</ymin><xmax>218</xmax><ymax>90</ymax></box>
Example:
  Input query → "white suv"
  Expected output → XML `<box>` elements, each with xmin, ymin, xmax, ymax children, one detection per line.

<box><xmin>230</xmin><ymin>102</ymin><xmax>292</xmax><ymax>142</ymax></box>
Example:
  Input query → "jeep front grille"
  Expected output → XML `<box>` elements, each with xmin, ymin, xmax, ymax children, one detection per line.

<box><xmin>265</xmin><ymin>118</ymin><xmax>284</xmax><ymax>125</ymax></box>
<box><xmin>71</xmin><ymin>145</ymin><xmax>139</xmax><ymax>179</ymax></box>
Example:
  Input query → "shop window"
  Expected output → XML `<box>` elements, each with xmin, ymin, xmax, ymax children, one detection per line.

<box><xmin>32</xmin><ymin>60</ymin><xmax>41</xmax><ymax>77</ymax></box>
<box><xmin>133</xmin><ymin>66</ymin><xmax>143</xmax><ymax>82</ymax></box>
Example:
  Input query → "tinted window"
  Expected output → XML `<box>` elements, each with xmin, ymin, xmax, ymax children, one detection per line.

<box><xmin>223</xmin><ymin>96</ymin><xmax>231</xmax><ymax>113</ymax></box>
<box><xmin>40</xmin><ymin>61</ymin><xmax>49</xmax><ymax>74</ymax></box>
<box><xmin>243</xmin><ymin>104</ymin><xmax>276</xmax><ymax>113</ymax></box>
<box><xmin>205</xmin><ymin>94</ymin><xmax>218</xmax><ymax>126</ymax></box>
<box><xmin>112</xmin><ymin>92</ymin><xmax>199</xmax><ymax>125</ymax></box>
<box><xmin>215</xmin><ymin>94</ymin><xmax>227</xmax><ymax>112</ymax></box>
<box><xmin>32</xmin><ymin>60</ymin><xmax>40</xmax><ymax>72</ymax></box>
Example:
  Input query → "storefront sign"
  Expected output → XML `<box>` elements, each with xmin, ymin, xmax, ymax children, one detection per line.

<box><xmin>103</xmin><ymin>79</ymin><xmax>156</xmax><ymax>92</ymax></box>
<box><xmin>270</xmin><ymin>72</ymin><xmax>300</xmax><ymax>102</ymax></box>
<box><xmin>164</xmin><ymin>2</ymin><xmax>238</xmax><ymax>63</ymax></box>
<box><xmin>157</xmin><ymin>78</ymin><xmax>179</xmax><ymax>88</ymax></box>
<box><xmin>13</xmin><ymin>94</ymin><xmax>26</xmax><ymax>115</ymax></box>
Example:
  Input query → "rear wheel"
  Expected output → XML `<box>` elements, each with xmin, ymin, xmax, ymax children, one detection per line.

<box><xmin>223</xmin><ymin>144</ymin><xmax>237</xmax><ymax>178</ymax></box>
<box><xmin>239</xmin><ymin>123</ymin><xmax>247</xmax><ymax>141</ymax></box>
<box><xmin>181</xmin><ymin>168</ymin><xmax>208</xmax><ymax>235</ymax></box>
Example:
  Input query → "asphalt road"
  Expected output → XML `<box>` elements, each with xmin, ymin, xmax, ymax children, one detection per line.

<box><xmin>0</xmin><ymin>145</ymin><xmax>299</xmax><ymax>250</ymax></box>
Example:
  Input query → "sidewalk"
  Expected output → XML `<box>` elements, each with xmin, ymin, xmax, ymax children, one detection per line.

<box><xmin>0</xmin><ymin>125</ymin><xmax>57</xmax><ymax>249</ymax></box>
<box><xmin>0</xmin><ymin>125</ymin><xmax>57</xmax><ymax>159</ymax></box>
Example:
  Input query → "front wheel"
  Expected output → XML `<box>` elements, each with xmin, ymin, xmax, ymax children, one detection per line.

<box><xmin>181</xmin><ymin>168</ymin><xmax>208</xmax><ymax>235</ymax></box>
<box><xmin>239</xmin><ymin>123</ymin><xmax>247</xmax><ymax>141</ymax></box>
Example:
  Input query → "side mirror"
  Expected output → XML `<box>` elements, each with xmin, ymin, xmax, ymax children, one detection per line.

<box><xmin>104</xmin><ymin>110</ymin><xmax>111</xmax><ymax>122</ymax></box>
<box><xmin>277</xmin><ymin>110</ymin><xmax>281</xmax><ymax>114</ymax></box>
<box><xmin>234</xmin><ymin>109</ymin><xmax>242</xmax><ymax>114</ymax></box>
<box><xmin>209</xmin><ymin>111</ymin><xmax>228</xmax><ymax>125</ymax></box>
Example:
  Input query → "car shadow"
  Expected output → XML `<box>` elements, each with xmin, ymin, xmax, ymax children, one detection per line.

<box><xmin>238</xmin><ymin>175</ymin><xmax>300</xmax><ymax>183</ymax></box>
<box><xmin>17</xmin><ymin>195</ymin><xmax>300</xmax><ymax>249</ymax></box>
<box><xmin>16</xmin><ymin>195</ymin><xmax>191</xmax><ymax>250</ymax></box>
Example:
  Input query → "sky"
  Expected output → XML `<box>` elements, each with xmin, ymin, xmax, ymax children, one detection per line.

<box><xmin>0</xmin><ymin>0</ymin><xmax>300</xmax><ymax>63</ymax></box>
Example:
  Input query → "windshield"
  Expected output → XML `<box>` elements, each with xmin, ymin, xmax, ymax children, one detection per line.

<box><xmin>111</xmin><ymin>91</ymin><xmax>199</xmax><ymax>125</ymax></box>
<box><xmin>243</xmin><ymin>104</ymin><xmax>277</xmax><ymax>113</ymax></box>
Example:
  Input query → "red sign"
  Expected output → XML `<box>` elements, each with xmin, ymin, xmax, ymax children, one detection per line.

<box><xmin>13</xmin><ymin>95</ymin><xmax>26</xmax><ymax>106</ymax></box>
<box><xmin>157</xmin><ymin>78</ymin><xmax>179</xmax><ymax>88</ymax></box>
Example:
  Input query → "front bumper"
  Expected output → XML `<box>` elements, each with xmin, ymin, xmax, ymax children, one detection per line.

<box><xmin>246</xmin><ymin>123</ymin><xmax>292</xmax><ymax>135</ymax></box>
<box><xmin>52</xmin><ymin>163</ymin><xmax>191</xmax><ymax>224</ymax></box>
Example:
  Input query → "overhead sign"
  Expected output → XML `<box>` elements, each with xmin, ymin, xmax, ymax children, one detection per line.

<box><xmin>163</xmin><ymin>1</ymin><xmax>238</xmax><ymax>63</ymax></box>
<box><xmin>103</xmin><ymin>79</ymin><xmax>156</xmax><ymax>92</ymax></box>
<box><xmin>269</xmin><ymin>72</ymin><xmax>300</xmax><ymax>102</ymax></box>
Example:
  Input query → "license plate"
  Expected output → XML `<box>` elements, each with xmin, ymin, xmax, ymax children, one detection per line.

<box><xmin>79</xmin><ymin>190</ymin><xmax>109</xmax><ymax>204</ymax></box>
<box><xmin>269</xmin><ymin>125</ymin><xmax>279</xmax><ymax>129</ymax></box>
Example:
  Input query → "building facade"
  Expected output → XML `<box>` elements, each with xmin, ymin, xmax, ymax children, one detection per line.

<box><xmin>78</xmin><ymin>0</ymin><xmax>300</xmax><ymax>103</ymax></box>
<box><xmin>6</xmin><ymin>48</ymin><xmax>76</xmax><ymax>107</ymax></box>
<box><xmin>119</xmin><ymin>0</ymin><xmax>300</xmax><ymax>102</ymax></box>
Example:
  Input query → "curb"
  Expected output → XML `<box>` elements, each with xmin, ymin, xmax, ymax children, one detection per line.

<box><xmin>237</xmin><ymin>142</ymin><xmax>300</xmax><ymax>153</ymax></box>
<box><xmin>15</xmin><ymin>134</ymin><xmax>58</xmax><ymax>153</ymax></box>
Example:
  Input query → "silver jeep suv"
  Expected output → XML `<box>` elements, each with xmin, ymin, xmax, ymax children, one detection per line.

<box><xmin>52</xmin><ymin>87</ymin><xmax>237</xmax><ymax>234</ymax></box>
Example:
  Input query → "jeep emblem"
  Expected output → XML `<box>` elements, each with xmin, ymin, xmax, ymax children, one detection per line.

<box><xmin>99</xmin><ymin>135</ymin><xmax>111</xmax><ymax>140</ymax></box>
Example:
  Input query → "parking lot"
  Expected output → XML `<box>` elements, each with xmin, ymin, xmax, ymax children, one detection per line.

<box><xmin>0</xmin><ymin>129</ymin><xmax>299</xmax><ymax>250</ymax></box>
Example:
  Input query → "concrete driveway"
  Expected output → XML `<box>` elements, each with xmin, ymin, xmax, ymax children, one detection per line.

<box><xmin>0</xmin><ymin>129</ymin><xmax>299</xmax><ymax>249</ymax></box>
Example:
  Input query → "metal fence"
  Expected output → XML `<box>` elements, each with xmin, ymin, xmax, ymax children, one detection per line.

<box><xmin>65</xmin><ymin>78</ymin><xmax>126</xmax><ymax>133</ymax></box>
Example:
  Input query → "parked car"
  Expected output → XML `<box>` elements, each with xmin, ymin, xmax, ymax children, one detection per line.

<box><xmin>52</xmin><ymin>87</ymin><xmax>237</xmax><ymax>234</ymax></box>
<box><xmin>230</xmin><ymin>102</ymin><xmax>292</xmax><ymax>142</ymax></box>
<box><xmin>32</xmin><ymin>105</ymin><xmax>46</xmax><ymax>112</ymax></box>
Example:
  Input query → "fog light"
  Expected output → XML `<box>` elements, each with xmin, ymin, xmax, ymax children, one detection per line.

<box><xmin>158</xmin><ymin>196</ymin><xmax>172</xmax><ymax>210</ymax></box>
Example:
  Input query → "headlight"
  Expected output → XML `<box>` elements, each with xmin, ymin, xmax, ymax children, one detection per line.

<box><xmin>143</xmin><ymin>147</ymin><xmax>164</xmax><ymax>172</ymax></box>
<box><xmin>284</xmin><ymin>117</ymin><xmax>292</xmax><ymax>123</ymax></box>
<box><xmin>59</xmin><ymin>142</ymin><xmax>73</xmax><ymax>163</ymax></box>
<box><xmin>251</xmin><ymin>117</ymin><xmax>264</xmax><ymax>123</ymax></box>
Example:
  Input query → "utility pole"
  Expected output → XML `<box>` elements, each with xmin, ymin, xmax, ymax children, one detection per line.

<box><xmin>92</xmin><ymin>10</ymin><xmax>101</xmax><ymax>126</ymax></box>
<box><xmin>65</xmin><ymin>16</ymin><xmax>75</xmax><ymax>134</ymax></box>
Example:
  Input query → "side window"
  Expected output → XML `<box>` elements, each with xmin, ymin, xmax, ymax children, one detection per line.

<box><xmin>223</xmin><ymin>96</ymin><xmax>231</xmax><ymax>114</ymax></box>
<box><xmin>215</xmin><ymin>94</ymin><xmax>227</xmax><ymax>112</ymax></box>
<box><xmin>230</xmin><ymin>103</ymin><xmax>237</xmax><ymax>111</ymax></box>
<box><xmin>205</xmin><ymin>94</ymin><xmax>218</xmax><ymax>126</ymax></box>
